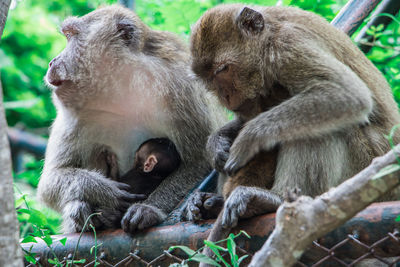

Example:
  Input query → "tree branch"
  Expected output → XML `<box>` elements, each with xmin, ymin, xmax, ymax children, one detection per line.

<box><xmin>249</xmin><ymin>144</ymin><xmax>400</xmax><ymax>267</ymax></box>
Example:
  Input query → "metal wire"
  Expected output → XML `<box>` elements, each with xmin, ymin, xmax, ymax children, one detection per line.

<box><xmin>26</xmin><ymin>229</ymin><xmax>400</xmax><ymax>267</ymax></box>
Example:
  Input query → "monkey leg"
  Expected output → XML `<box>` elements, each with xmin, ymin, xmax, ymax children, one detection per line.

<box><xmin>222</xmin><ymin>186</ymin><xmax>282</xmax><ymax>229</ymax></box>
<box><xmin>200</xmin><ymin>210</ymin><xmax>231</xmax><ymax>267</ymax></box>
<box><xmin>222</xmin><ymin>149</ymin><xmax>277</xmax><ymax>198</ymax></box>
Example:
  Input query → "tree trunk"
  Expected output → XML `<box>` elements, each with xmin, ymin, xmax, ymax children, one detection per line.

<box><xmin>0</xmin><ymin>1</ymin><xmax>23</xmax><ymax>266</ymax></box>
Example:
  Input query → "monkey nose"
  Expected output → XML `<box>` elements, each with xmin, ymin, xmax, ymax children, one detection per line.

<box><xmin>49</xmin><ymin>59</ymin><xmax>55</xmax><ymax>68</ymax></box>
<box><xmin>49</xmin><ymin>56</ymin><xmax>60</xmax><ymax>68</ymax></box>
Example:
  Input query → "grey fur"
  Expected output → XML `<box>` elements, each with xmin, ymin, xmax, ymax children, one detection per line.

<box><xmin>38</xmin><ymin>5</ymin><xmax>226</xmax><ymax>233</ymax></box>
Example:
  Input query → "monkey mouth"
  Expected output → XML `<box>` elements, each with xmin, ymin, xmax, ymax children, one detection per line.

<box><xmin>46</xmin><ymin>77</ymin><xmax>71</xmax><ymax>90</ymax></box>
<box><xmin>50</xmin><ymin>80</ymin><xmax>63</xmax><ymax>87</ymax></box>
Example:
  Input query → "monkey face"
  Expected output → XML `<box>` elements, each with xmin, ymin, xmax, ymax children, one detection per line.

<box><xmin>45</xmin><ymin>5</ymin><xmax>146</xmax><ymax>106</ymax></box>
<box><xmin>190</xmin><ymin>5</ymin><xmax>265</xmax><ymax>112</ymax></box>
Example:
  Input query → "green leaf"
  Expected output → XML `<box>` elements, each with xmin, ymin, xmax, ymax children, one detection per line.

<box><xmin>366</xmin><ymin>28</ymin><xmax>374</xmax><ymax>35</ymax></box>
<box><xmin>18</xmin><ymin>208</ymin><xmax>48</xmax><ymax>227</ymax></box>
<box><xmin>21</xmin><ymin>236</ymin><xmax>37</xmax><ymax>244</ymax></box>
<box><xmin>15</xmin><ymin>194</ymin><xmax>28</xmax><ymax>208</ymax></box>
<box><xmin>227</xmin><ymin>234</ymin><xmax>237</xmax><ymax>267</ymax></box>
<box><xmin>204</xmin><ymin>240</ymin><xmax>230</xmax><ymax>267</ymax></box>
<box><xmin>48</xmin><ymin>258</ymin><xmax>57</xmax><ymax>264</ymax></box>
<box><xmin>189</xmin><ymin>253</ymin><xmax>221</xmax><ymax>267</ymax></box>
<box><xmin>67</xmin><ymin>259</ymin><xmax>86</xmax><ymax>264</ymax></box>
<box><xmin>376</xmin><ymin>24</ymin><xmax>384</xmax><ymax>32</ymax></box>
<box><xmin>168</xmin><ymin>245</ymin><xmax>196</xmax><ymax>256</ymax></box>
<box><xmin>372</xmin><ymin>164</ymin><xmax>400</xmax><ymax>180</ymax></box>
<box><xmin>59</xmin><ymin>237</ymin><xmax>67</xmax><ymax>246</ymax></box>
<box><xmin>203</xmin><ymin>240</ymin><xmax>228</xmax><ymax>252</ymax></box>
<box><xmin>396</xmin><ymin>215</ymin><xmax>400</xmax><ymax>222</ymax></box>
<box><xmin>24</xmin><ymin>253</ymin><xmax>37</xmax><ymax>264</ymax></box>
<box><xmin>238</xmin><ymin>231</ymin><xmax>251</xmax><ymax>239</ymax></box>
<box><xmin>42</xmin><ymin>235</ymin><xmax>53</xmax><ymax>246</ymax></box>
<box><xmin>237</xmin><ymin>255</ymin><xmax>249</xmax><ymax>265</ymax></box>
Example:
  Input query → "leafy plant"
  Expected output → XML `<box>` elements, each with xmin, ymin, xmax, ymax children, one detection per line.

<box><xmin>16</xmin><ymin>190</ymin><xmax>66</xmax><ymax>265</ymax></box>
<box><xmin>168</xmin><ymin>230</ymin><xmax>250</xmax><ymax>267</ymax></box>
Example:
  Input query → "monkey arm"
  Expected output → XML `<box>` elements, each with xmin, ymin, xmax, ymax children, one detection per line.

<box><xmin>207</xmin><ymin>117</ymin><xmax>244</xmax><ymax>172</ymax></box>
<box><xmin>38</xmin><ymin>166</ymin><xmax>145</xmax><ymax>232</ymax></box>
<box><xmin>37</xmin><ymin>126</ymin><xmax>146</xmax><ymax>233</ymax></box>
<box><xmin>225</xmin><ymin>51</ymin><xmax>373</xmax><ymax>175</ymax></box>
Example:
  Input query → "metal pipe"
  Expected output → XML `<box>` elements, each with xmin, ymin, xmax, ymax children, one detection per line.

<box><xmin>21</xmin><ymin>201</ymin><xmax>400</xmax><ymax>266</ymax></box>
<box><xmin>118</xmin><ymin>0</ymin><xmax>135</xmax><ymax>10</ymax></box>
<box><xmin>331</xmin><ymin>0</ymin><xmax>381</xmax><ymax>36</ymax></box>
<box><xmin>354</xmin><ymin>0</ymin><xmax>400</xmax><ymax>53</ymax></box>
<box><xmin>7</xmin><ymin>128</ymin><xmax>47</xmax><ymax>157</ymax></box>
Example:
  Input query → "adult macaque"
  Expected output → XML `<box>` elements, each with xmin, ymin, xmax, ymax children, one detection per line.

<box><xmin>188</xmin><ymin>3</ymin><xmax>400</xmax><ymax>235</ymax></box>
<box><xmin>38</xmin><ymin>5</ymin><xmax>225</xmax><ymax>233</ymax></box>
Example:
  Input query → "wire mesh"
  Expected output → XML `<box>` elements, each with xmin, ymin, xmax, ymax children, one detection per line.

<box><xmin>25</xmin><ymin>229</ymin><xmax>400</xmax><ymax>267</ymax></box>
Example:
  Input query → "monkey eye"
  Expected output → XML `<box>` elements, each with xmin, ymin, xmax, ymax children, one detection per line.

<box><xmin>64</xmin><ymin>31</ymin><xmax>72</xmax><ymax>40</ymax></box>
<box><xmin>61</xmin><ymin>27</ymin><xmax>78</xmax><ymax>41</ymax></box>
<box><xmin>214</xmin><ymin>64</ymin><xmax>229</xmax><ymax>76</ymax></box>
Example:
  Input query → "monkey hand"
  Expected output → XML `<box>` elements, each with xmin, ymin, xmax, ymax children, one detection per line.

<box><xmin>121</xmin><ymin>204</ymin><xmax>166</xmax><ymax>233</ymax></box>
<box><xmin>185</xmin><ymin>192</ymin><xmax>224</xmax><ymax>221</ymax></box>
<box><xmin>62</xmin><ymin>180</ymin><xmax>146</xmax><ymax>233</ymax></box>
<box><xmin>221</xmin><ymin>186</ymin><xmax>282</xmax><ymax>229</ymax></box>
<box><xmin>211</xmin><ymin>138</ymin><xmax>232</xmax><ymax>172</ymax></box>
<box><xmin>224</xmin><ymin>132</ymin><xmax>260</xmax><ymax>176</ymax></box>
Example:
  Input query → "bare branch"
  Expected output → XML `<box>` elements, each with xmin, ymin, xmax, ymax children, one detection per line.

<box><xmin>249</xmin><ymin>144</ymin><xmax>400</xmax><ymax>267</ymax></box>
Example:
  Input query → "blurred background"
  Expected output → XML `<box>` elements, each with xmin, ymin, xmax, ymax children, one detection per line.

<box><xmin>1</xmin><ymin>0</ymin><xmax>399</xmax><ymax>237</ymax></box>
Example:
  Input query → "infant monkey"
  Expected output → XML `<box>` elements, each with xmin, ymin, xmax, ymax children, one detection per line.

<box><xmin>109</xmin><ymin>138</ymin><xmax>182</xmax><ymax>196</ymax></box>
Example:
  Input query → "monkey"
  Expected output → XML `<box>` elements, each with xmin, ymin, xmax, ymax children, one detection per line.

<box><xmin>187</xmin><ymin>147</ymin><xmax>278</xmax><ymax>221</ymax></box>
<box><xmin>37</xmin><ymin>4</ymin><xmax>226</xmax><ymax>233</ymax></box>
<box><xmin>185</xmin><ymin>4</ymin><xmax>400</xmax><ymax>255</ymax></box>
<box><xmin>108</xmin><ymin>138</ymin><xmax>182</xmax><ymax>196</ymax></box>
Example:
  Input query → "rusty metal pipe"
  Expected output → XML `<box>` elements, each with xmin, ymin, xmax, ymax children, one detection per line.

<box><xmin>22</xmin><ymin>201</ymin><xmax>400</xmax><ymax>266</ymax></box>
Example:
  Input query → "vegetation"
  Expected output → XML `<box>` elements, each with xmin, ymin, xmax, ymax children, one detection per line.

<box><xmin>1</xmin><ymin>0</ymin><xmax>399</xmax><ymax>242</ymax></box>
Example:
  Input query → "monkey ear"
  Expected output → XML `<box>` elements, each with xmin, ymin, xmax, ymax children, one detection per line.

<box><xmin>143</xmin><ymin>155</ymin><xmax>158</xmax><ymax>173</ymax></box>
<box><xmin>236</xmin><ymin>7</ymin><xmax>265</xmax><ymax>35</ymax></box>
<box><xmin>116</xmin><ymin>18</ymin><xmax>136</xmax><ymax>42</ymax></box>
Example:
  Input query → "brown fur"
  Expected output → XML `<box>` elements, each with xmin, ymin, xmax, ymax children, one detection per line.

<box><xmin>187</xmin><ymin>5</ymin><xmax>400</xmax><ymax>264</ymax></box>
<box><xmin>222</xmin><ymin>149</ymin><xmax>277</xmax><ymax>199</ymax></box>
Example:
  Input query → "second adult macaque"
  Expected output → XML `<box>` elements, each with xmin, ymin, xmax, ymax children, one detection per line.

<box><xmin>187</xmin><ymin>4</ymin><xmax>400</xmax><ymax>231</ymax></box>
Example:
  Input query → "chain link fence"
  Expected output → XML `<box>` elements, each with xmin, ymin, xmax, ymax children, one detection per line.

<box><xmin>25</xmin><ymin>225</ymin><xmax>400</xmax><ymax>266</ymax></box>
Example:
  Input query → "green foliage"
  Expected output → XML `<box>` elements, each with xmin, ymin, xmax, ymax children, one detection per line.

<box><xmin>15</xmin><ymin>187</ymin><xmax>62</xmax><ymax>237</ymax></box>
<box><xmin>2</xmin><ymin>0</ymin><xmax>400</xmax><ymax>251</ymax></box>
<box><xmin>361</xmin><ymin>14</ymin><xmax>400</xmax><ymax>107</ymax></box>
<box><xmin>168</xmin><ymin>230</ymin><xmax>250</xmax><ymax>267</ymax></box>
<box><xmin>16</xmin><ymin>191</ymin><xmax>66</xmax><ymax>265</ymax></box>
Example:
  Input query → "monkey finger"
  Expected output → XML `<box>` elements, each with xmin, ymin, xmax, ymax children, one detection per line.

<box><xmin>114</xmin><ymin>181</ymin><xmax>132</xmax><ymax>191</ymax></box>
<box><xmin>128</xmin><ymin>211</ymin><xmax>144</xmax><ymax>233</ymax></box>
<box><xmin>224</xmin><ymin>159</ymin><xmax>242</xmax><ymax>176</ymax></box>
<box><xmin>221</xmin><ymin>208</ymin><xmax>236</xmax><ymax>229</ymax></box>
<box><xmin>121</xmin><ymin>192</ymin><xmax>147</xmax><ymax>202</ymax></box>
<box><xmin>204</xmin><ymin>196</ymin><xmax>224</xmax><ymax>210</ymax></box>
<box><xmin>118</xmin><ymin>200</ymin><xmax>133</xmax><ymax>211</ymax></box>
<box><xmin>214</xmin><ymin>152</ymin><xmax>229</xmax><ymax>171</ymax></box>
<box><xmin>189</xmin><ymin>205</ymin><xmax>200</xmax><ymax>214</ymax></box>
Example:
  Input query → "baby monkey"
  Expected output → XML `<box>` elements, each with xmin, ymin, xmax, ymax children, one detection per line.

<box><xmin>108</xmin><ymin>138</ymin><xmax>182</xmax><ymax>196</ymax></box>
